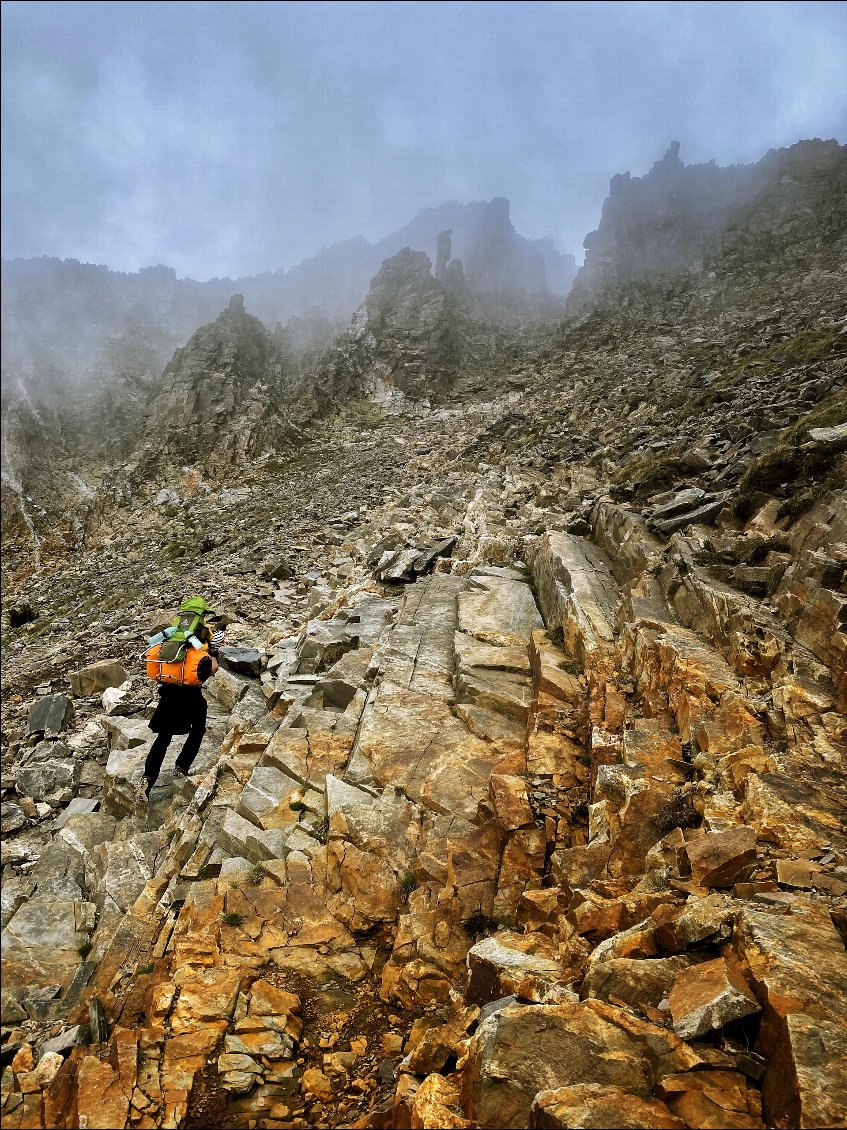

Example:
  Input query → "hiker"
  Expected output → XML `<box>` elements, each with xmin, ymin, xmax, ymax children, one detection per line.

<box><xmin>141</xmin><ymin>596</ymin><xmax>225</xmax><ymax>799</ymax></box>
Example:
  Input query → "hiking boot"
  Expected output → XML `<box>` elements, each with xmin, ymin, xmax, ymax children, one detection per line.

<box><xmin>172</xmin><ymin>768</ymin><xmax>192</xmax><ymax>793</ymax></box>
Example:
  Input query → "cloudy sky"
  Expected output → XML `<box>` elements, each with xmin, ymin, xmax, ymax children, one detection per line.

<box><xmin>2</xmin><ymin>1</ymin><xmax>845</xmax><ymax>279</ymax></box>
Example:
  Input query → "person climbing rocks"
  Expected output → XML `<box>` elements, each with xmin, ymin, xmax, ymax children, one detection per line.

<box><xmin>141</xmin><ymin>596</ymin><xmax>225</xmax><ymax>799</ymax></box>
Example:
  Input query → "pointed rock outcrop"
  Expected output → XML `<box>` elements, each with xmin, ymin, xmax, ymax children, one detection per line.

<box><xmin>142</xmin><ymin>296</ymin><xmax>292</xmax><ymax>467</ymax></box>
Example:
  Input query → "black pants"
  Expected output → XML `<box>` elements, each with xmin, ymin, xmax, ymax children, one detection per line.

<box><xmin>143</xmin><ymin>719</ymin><xmax>205</xmax><ymax>791</ymax></box>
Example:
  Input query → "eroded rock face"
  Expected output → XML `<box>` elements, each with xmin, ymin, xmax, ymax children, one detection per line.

<box><xmin>142</xmin><ymin>297</ymin><xmax>292</xmax><ymax>468</ymax></box>
<box><xmin>463</xmin><ymin>999</ymin><xmax>699</xmax><ymax>1129</ymax></box>
<box><xmin>569</xmin><ymin>138</ymin><xmax>847</xmax><ymax>312</ymax></box>
<box><xmin>315</xmin><ymin>248</ymin><xmax>466</xmax><ymax>407</ymax></box>
<box><xmin>668</xmin><ymin>957</ymin><xmax>760</xmax><ymax>1040</ymax></box>
<box><xmin>530</xmin><ymin>1084</ymin><xmax>685</xmax><ymax>1129</ymax></box>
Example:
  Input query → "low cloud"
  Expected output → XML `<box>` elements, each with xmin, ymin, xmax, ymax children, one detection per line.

<box><xmin>2</xmin><ymin>0</ymin><xmax>845</xmax><ymax>278</ymax></box>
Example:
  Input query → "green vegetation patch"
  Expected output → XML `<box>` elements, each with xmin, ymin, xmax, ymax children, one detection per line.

<box><xmin>609</xmin><ymin>448</ymin><xmax>692</xmax><ymax>499</ymax></box>
<box><xmin>694</xmin><ymin>326</ymin><xmax>845</xmax><ymax>412</ymax></box>
<box><xmin>736</xmin><ymin>390</ymin><xmax>847</xmax><ymax>523</ymax></box>
<box><xmin>725</xmin><ymin>325</ymin><xmax>844</xmax><ymax>385</ymax></box>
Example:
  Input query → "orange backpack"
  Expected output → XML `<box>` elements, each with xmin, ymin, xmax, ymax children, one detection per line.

<box><xmin>145</xmin><ymin>642</ymin><xmax>208</xmax><ymax>687</ymax></box>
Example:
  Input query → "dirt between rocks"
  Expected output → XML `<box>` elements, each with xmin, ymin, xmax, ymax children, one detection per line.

<box><xmin>184</xmin><ymin>967</ymin><xmax>413</xmax><ymax>1130</ymax></box>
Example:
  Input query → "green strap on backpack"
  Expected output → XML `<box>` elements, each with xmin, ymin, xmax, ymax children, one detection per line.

<box><xmin>156</xmin><ymin>596</ymin><xmax>214</xmax><ymax>662</ymax></box>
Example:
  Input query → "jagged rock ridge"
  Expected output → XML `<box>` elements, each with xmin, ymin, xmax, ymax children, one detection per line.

<box><xmin>142</xmin><ymin>294</ymin><xmax>293</xmax><ymax>469</ymax></box>
<box><xmin>568</xmin><ymin>138</ymin><xmax>847</xmax><ymax>312</ymax></box>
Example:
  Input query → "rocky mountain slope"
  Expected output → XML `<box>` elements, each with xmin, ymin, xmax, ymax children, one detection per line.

<box><xmin>0</xmin><ymin>138</ymin><xmax>845</xmax><ymax>1130</ymax></box>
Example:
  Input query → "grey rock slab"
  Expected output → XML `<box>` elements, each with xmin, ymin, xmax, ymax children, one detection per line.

<box><xmin>237</xmin><ymin>765</ymin><xmax>302</xmax><ymax>830</ymax></box>
<box><xmin>371</xmin><ymin>575</ymin><xmax>467</xmax><ymax>699</ymax></box>
<box><xmin>86</xmin><ymin>836</ymin><xmax>162</xmax><ymax>912</ymax></box>
<box><xmin>204</xmin><ymin>668</ymin><xmax>251</xmax><ymax>711</ymax></box>
<box><xmin>809</xmin><ymin>422</ymin><xmax>847</xmax><ymax>444</ymax></box>
<box><xmin>458</xmin><ymin>579</ymin><xmax>543</xmax><ymax>649</ymax></box>
<box><xmin>0</xmin><ymin>990</ymin><xmax>28</xmax><ymax>1025</ymax></box>
<box><xmin>28</xmin><ymin>695</ymin><xmax>74</xmax><ymax>736</ymax></box>
<box><xmin>454</xmin><ymin>703</ymin><xmax>527</xmax><ymax>747</ymax></box>
<box><xmin>591</xmin><ymin>501</ymin><xmax>664</xmax><ymax>588</ymax></box>
<box><xmin>100</xmin><ymin>714</ymin><xmax>152</xmax><ymax>751</ymax></box>
<box><xmin>69</xmin><ymin>660</ymin><xmax>129</xmax><ymax>697</ymax></box>
<box><xmin>102</xmin><ymin>745</ymin><xmax>150</xmax><ymax>816</ymax></box>
<box><xmin>412</xmin><ymin>536</ymin><xmax>457</xmax><ymax>574</ymax></box>
<box><xmin>54</xmin><ymin>798</ymin><xmax>100</xmax><ymax>830</ymax></box>
<box><xmin>267</xmin><ymin>646</ymin><xmax>297</xmax><ymax>676</ymax></box>
<box><xmin>220</xmin><ymin>808</ymin><xmax>287</xmax><ymax>864</ymax></box>
<box><xmin>455</xmin><ymin>632</ymin><xmax>531</xmax><ymax>676</ymax></box>
<box><xmin>219</xmin><ymin>856</ymin><xmax>254</xmax><ymax>878</ymax></box>
<box><xmin>1</xmin><ymin>877</ymin><xmax>35</xmax><ymax>930</ymax></box>
<box><xmin>16</xmin><ymin>761</ymin><xmax>79</xmax><ymax>802</ymax></box>
<box><xmin>57</xmin><ymin>811</ymin><xmax>118</xmax><ymax>854</ymax></box>
<box><xmin>40</xmin><ymin>1024</ymin><xmax>86</xmax><ymax>1057</ymax></box>
<box><xmin>22</xmin><ymin>738</ymin><xmax>73</xmax><ymax>765</ymax></box>
<box><xmin>648</xmin><ymin>487</ymin><xmax>707</xmax><ymax>521</ymax></box>
<box><xmin>297</xmin><ymin>619</ymin><xmax>360</xmax><ymax>672</ymax></box>
<box><xmin>284</xmin><ymin>826</ymin><xmax>321</xmax><ymax>858</ymax></box>
<box><xmin>1</xmin><ymin>800</ymin><xmax>26</xmax><ymax>835</ymax></box>
<box><xmin>1</xmin><ymin>895</ymin><xmax>94</xmax><ymax>989</ymax></box>
<box><xmin>313</xmin><ymin>645</ymin><xmax>376</xmax><ymax>710</ymax></box>
<box><xmin>457</xmin><ymin>669</ymin><xmax>533</xmax><ymax>722</ymax></box>
<box><xmin>378</xmin><ymin>546</ymin><xmax>423</xmax><ymax>582</ymax></box>
<box><xmin>325</xmin><ymin>773</ymin><xmax>376</xmax><ymax>818</ymax></box>
<box><xmin>102</xmin><ymin>682</ymin><xmax>133</xmax><ymax>715</ymax></box>
<box><xmin>472</xmin><ymin>566</ymin><xmax>529</xmax><ymax>581</ymax></box>
<box><xmin>531</xmin><ymin>532</ymin><xmax>621</xmax><ymax>660</ymax></box>
<box><xmin>227</xmin><ymin>685</ymin><xmax>270</xmax><ymax>730</ymax></box>
<box><xmin>343</xmin><ymin>596</ymin><xmax>396</xmax><ymax>645</ymax></box>
<box><xmin>219</xmin><ymin>647</ymin><xmax>264</xmax><ymax>677</ymax></box>
<box><xmin>36</xmin><ymin>875</ymin><xmax>84</xmax><ymax>901</ymax></box>
<box><xmin>652</xmin><ymin>495</ymin><xmax>729</xmax><ymax>536</ymax></box>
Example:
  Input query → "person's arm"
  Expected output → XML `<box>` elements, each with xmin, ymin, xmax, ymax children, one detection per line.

<box><xmin>196</xmin><ymin>654</ymin><xmax>219</xmax><ymax>682</ymax></box>
<box><xmin>207</xmin><ymin>628</ymin><xmax>226</xmax><ymax>658</ymax></box>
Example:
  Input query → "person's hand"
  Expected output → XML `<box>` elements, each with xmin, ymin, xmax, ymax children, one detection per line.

<box><xmin>210</xmin><ymin>657</ymin><xmax>219</xmax><ymax>675</ymax></box>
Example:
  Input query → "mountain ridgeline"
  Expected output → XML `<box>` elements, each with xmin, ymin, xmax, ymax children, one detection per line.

<box><xmin>3</xmin><ymin>138</ymin><xmax>844</xmax><ymax>560</ymax></box>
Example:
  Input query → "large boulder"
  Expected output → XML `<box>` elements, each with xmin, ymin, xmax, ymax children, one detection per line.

<box><xmin>462</xmin><ymin>999</ymin><xmax>697</xmax><ymax>1129</ymax></box>
<box><xmin>69</xmin><ymin>660</ymin><xmax>129</xmax><ymax>697</ymax></box>
<box><xmin>28</xmin><ymin>695</ymin><xmax>74</xmax><ymax>736</ymax></box>
<box><xmin>531</xmin><ymin>1084</ymin><xmax>685</xmax><ymax>1129</ymax></box>
<box><xmin>668</xmin><ymin>957</ymin><xmax>760</xmax><ymax>1040</ymax></box>
<box><xmin>733</xmin><ymin>900</ymin><xmax>847</xmax><ymax>1128</ymax></box>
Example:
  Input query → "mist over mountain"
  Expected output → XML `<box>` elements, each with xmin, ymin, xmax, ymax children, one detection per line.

<box><xmin>2</xmin><ymin>136</ymin><xmax>843</xmax><ymax>554</ymax></box>
<box><xmin>0</xmin><ymin>194</ymin><xmax>575</xmax><ymax>420</ymax></box>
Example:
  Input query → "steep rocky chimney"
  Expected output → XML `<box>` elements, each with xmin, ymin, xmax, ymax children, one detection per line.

<box><xmin>435</xmin><ymin>230</ymin><xmax>452</xmax><ymax>281</ymax></box>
